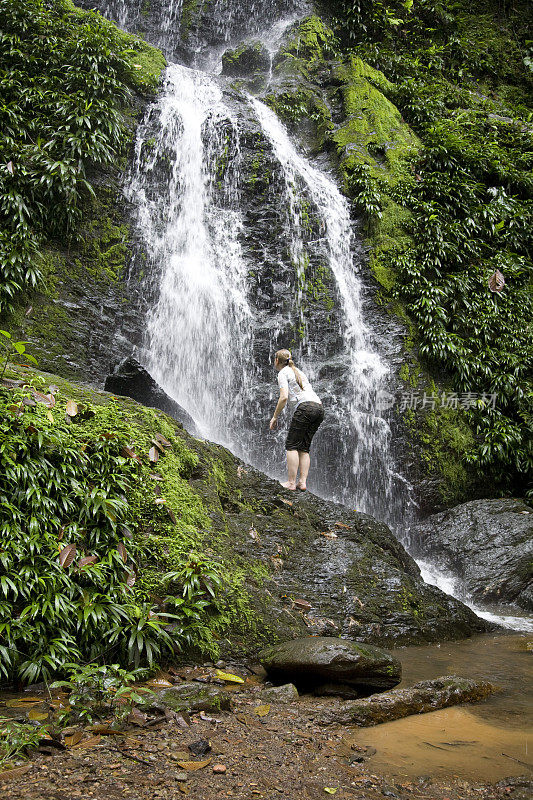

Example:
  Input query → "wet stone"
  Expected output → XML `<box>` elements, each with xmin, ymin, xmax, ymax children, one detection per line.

<box><xmin>260</xmin><ymin>683</ymin><xmax>299</xmax><ymax>703</ymax></box>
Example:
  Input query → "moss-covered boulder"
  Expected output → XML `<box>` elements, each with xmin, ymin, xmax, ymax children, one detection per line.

<box><xmin>259</xmin><ymin>637</ymin><xmax>402</xmax><ymax>692</ymax></box>
<box><xmin>318</xmin><ymin>675</ymin><xmax>496</xmax><ymax>726</ymax></box>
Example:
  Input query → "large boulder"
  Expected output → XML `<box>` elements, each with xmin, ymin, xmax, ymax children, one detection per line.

<box><xmin>318</xmin><ymin>675</ymin><xmax>496</xmax><ymax>726</ymax></box>
<box><xmin>408</xmin><ymin>498</ymin><xmax>533</xmax><ymax>611</ymax></box>
<box><xmin>259</xmin><ymin>637</ymin><xmax>402</xmax><ymax>692</ymax></box>
<box><xmin>105</xmin><ymin>356</ymin><xmax>198</xmax><ymax>435</ymax></box>
<box><xmin>142</xmin><ymin>683</ymin><xmax>232</xmax><ymax>714</ymax></box>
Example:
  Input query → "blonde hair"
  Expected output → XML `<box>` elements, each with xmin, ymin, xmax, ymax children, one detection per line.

<box><xmin>276</xmin><ymin>349</ymin><xmax>304</xmax><ymax>390</ymax></box>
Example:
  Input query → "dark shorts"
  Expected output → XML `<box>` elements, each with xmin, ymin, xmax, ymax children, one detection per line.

<box><xmin>285</xmin><ymin>402</ymin><xmax>324</xmax><ymax>453</ymax></box>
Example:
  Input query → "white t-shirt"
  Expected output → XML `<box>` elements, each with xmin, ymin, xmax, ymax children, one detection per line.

<box><xmin>278</xmin><ymin>365</ymin><xmax>321</xmax><ymax>408</ymax></box>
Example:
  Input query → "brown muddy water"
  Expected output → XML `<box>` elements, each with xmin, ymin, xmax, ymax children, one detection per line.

<box><xmin>349</xmin><ymin>633</ymin><xmax>532</xmax><ymax>783</ymax></box>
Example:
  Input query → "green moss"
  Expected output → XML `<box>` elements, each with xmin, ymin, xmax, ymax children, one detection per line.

<box><xmin>282</xmin><ymin>15</ymin><xmax>337</xmax><ymax>62</ymax></box>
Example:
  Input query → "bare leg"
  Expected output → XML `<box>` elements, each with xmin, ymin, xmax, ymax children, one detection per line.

<box><xmin>297</xmin><ymin>451</ymin><xmax>310</xmax><ymax>490</ymax></box>
<box><xmin>281</xmin><ymin>450</ymin><xmax>299</xmax><ymax>490</ymax></box>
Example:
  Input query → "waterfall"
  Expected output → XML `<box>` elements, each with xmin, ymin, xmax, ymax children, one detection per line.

<box><xmin>127</xmin><ymin>65</ymin><xmax>252</xmax><ymax>446</ymax></box>
<box><xmin>93</xmin><ymin>0</ymin><xmax>412</xmax><ymax>527</ymax></box>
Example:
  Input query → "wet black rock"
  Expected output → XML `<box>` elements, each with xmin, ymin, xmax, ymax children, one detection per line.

<box><xmin>409</xmin><ymin>498</ymin><xmax>533</xmax><ymax>611</ymax></box>
<box><xmin>104</xmin><ymin>356</ymin><xmax>198</xmax><ymax>435</ymax></box>
<box><xmin>318</xmin><ymin>675</ymin><xmax>496</xmax><ymax>726</ymax></box>
<box><xmin>222</xmin><ymin>42</ymin><xmax>271</xmax><ymax>78</ymax></box>
<box><xmin>259</xmin><ymin>637</ymin><xmax>402</xmax><ymax>691</ymax></box>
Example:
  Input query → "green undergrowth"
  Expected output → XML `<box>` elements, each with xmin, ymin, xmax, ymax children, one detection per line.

<box><xmin>0</xmin><ymin>366</ymin><xmax>266</xmax><ymax>683</ymax></box>
<box><xmin>0</xmin><ymin>0</ymin><xmax>165</xmax><ymax>319</ymax></box>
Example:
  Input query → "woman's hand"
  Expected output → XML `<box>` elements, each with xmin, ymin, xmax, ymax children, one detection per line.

<box><xmin>269</xmin><ymin>417</ymin><xmax>278</xmax><ymax>431</ymax></box>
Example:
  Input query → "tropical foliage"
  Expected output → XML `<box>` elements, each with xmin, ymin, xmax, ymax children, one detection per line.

<box><xmin>0</xmin><ymin>0</ymin><xmax>161</xmax><ymax>315</ymax></box>
<box><xmin>321</xmin><ymin>0</ymin><xmax>533</xmax><ymax>493</ymax></box>
<box><xmin>0</xmin><ymin>377</ymin><xmax>222</xmax><ymax>683</ymax></box>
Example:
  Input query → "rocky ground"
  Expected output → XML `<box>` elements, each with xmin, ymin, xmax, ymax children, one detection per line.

<box><xmin>1</xmin><ymin>667</ymin><xmax>531</xmax><ymax>800</ymax></box>
<box><xmin>1</xmin><ymin>695</ymin><xmax>530</xmax><ymax>800</ymax></box>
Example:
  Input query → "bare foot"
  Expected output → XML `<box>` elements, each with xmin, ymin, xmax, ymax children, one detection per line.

<box><xmin>280</xmin><ymin>481</ymin><xmax>297</xmax><ymax>490</ymax></box>
<box><xmin>297</xmin><ymin>483</ymin><xmax>306</xmax><ymax>491</ymax></box>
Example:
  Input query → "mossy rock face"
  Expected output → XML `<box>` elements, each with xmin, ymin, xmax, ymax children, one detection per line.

<box><xmin>222</xmin><ymin>42</ymin><xmax>270</xmax><ymax>78</ymax></box>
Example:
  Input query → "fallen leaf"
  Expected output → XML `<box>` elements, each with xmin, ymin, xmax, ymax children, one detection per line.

<box><xmin>65</xmin><ymin>731</ymin><xmax>83</xmax><ymax>747</ymax></box>
<box><xmin>176</xmin><ymin>759</ymin><xmax>211</xmax><ymax>771</ymax></box>
<box><xmin>334</xmin><ymin>522</ymin><xmax>351</xmax><ymax>529</ymax></box>
<box><xmin>46</xmin><ymin>410</ymin><xmax>54</xmax><ymax>423</ymax></box>
<box><xmin>254</xmin><ymin>705</ymin><xmax>270</xmax><ymax>717</ymax></box>
<box><xmin>324</xmin><ymin>789</ymin><xmax>338</xmax><ymax>795</ymax></box>
<box><xmin>155</xmin><ymin>433</ymin><xmax>171</xmax><ymax>447</ymax></box>
<box><xmin>0</xmin><ymin>765</ymin><xmax>31</xmax><ymax>781</ymax></box>
<box><xmin>148</xmin><ymin>446</ymin><xmax>159</xmax><ymax>463</ymax></box>
<box><xmin>293</xmin><ymin>598</ymin><xmax>312</xmax><ymax>610</ymax></box>
<box><xmin>126</xmin><ymin>571</ymin><xmax>136</xmax><ymax>587</ymax></box>
<box><xmin>6</xmin><ymin>161</ymin><xmax>14</xmax><ymax>175</ymax></box>
<box><xmin>167</xmin><ymin>507</ymin><xmax>177</xmax><ymax>524</ymax></box>
<box><xmin>66</xmin><ymin>399</ymin><xmax>78</xmax><ymax>416</ymax></box>
<box><xmin>71</xmin><ymin>734</ymin><xmax>102</xmax><ymax>749</ymax></box>
<box><xmin>117</xmin><ymin>542</ymin><xmax>128</xmax><ymax>562</ymax></box>
<box><xmin>151</xmin><ymin>438</ymin><xmax>165</xmax><ymax>452</ymax></box>
<box><xmin>215</xmin><ymin>670</ymin><xmax>244</xmax><ymax>684</ymax></box>
<box><xmin>28</xmin><ymin>709</ymin><xmax>48</xmax><ymax>721</ymax></box>
<box><xmin>279</xmin><ymin>498</ymin><xmax>293</xmax><ymax>506</ymax></box>
<box><xmin>320</xmin><ymin>531</ymin><xmax>338</xmax><ymax>539</ymax></box>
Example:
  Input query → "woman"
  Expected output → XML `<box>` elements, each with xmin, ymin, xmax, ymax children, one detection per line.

<box><xmin>269</xmin><ymin>349</ymin><xmax>324</xmax><ymax>491</ymax></box>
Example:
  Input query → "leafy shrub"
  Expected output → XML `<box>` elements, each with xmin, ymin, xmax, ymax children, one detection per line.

<box><xmin>50</xmin><ymin>662</ymin><xmax>151</xmax><ymax>724</ymax></box>
<box><xmin>0</xmin><ymin>378</ymin><xmax>222</xmax><ymax>683</ymax></box>
<box><xmin>0</xmin><ymin>0</ymin><xmax>159</xmax><ymax>315</ymax></box>
<box><xmin>0</xmin><ymin>720</ymin><xmax>44</xmax><ymax>769</ymax></box>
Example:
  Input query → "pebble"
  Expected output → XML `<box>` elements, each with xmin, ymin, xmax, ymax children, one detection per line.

<box><xmin>213</xmin><ymin>764</ymin><xmax>227</xmax><ymax>774</ymax></box>
<box><xmin>175</xmin><ymin>772</ymin><xmax>188</xmax><ymax>782</ymax></box>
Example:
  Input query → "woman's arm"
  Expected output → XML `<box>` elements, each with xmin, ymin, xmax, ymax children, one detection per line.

<box><xmin>269</xmin><ymin>387</ymin><xmax>288</xmax><ymax>430</ymax></box>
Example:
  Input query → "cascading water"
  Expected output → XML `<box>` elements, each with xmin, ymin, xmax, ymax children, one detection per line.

<box><xmin>126</xmin><ymin>65</ymin><xmax>252</xmax><ymax>445</ymax></box>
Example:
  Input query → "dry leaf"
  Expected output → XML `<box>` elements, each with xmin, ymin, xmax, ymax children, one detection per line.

<box><xmin>90</xmin><ymin>725</ymin><xmax>124</xmax><ymax>736</ymax></box>
<box><xmin>324</xmin><ymin>789</ymin><xmax>337</xmax><ymax>795</ymax></box>
<box><xmin>71</xmin><ymin>734</ymin><xmax>101</xmax><ymax>749</ymax></box>
<box><xmin>488</xmin><ymin>269</ymin><xmax>505</xmax><ymax>292</ymax></box>
<box><xmin>28</xmin><ymin>709</ymin><xmax>48</xmax><ymax>721</ymax></box>
<box><xmin>46</xmin><ymin>410</ymin><xmax>54</xmax><ymax>423</ymax></box>
<box><xmin>117</xmin><ymin>542</ymin><xmax>128</xmax><ymax>562</ymax></box>
<box><xmin>215</xmin><ymin>670</ymin><xmax>244</xmax><ymax>684</ymax></box>
<box><xmin>148</xmin><ymin>446</ymin><xmax>159</xmax><ymax>463</ymax></box>
<box><xmin>77</xmin><ymin>555</ymin><xmax>98</xmax><ymax>568</ymax></box>
<box><xmin>279</xmin><ymin>498</ymin><xmax>293</xmax><ymax>506</ymax></box>
<box><xmin>48</xmin><ymin>384</ymin><xmax>59</xmax><ymax>394</ymax></box>
<box><xmin>66</xmin><ymin>399</ymin><xmax>78</xmax><ymax>417</ymax></box>
<box><xmin>155</xmin><ymin>433</ymin><xmax>171</xmax><ymax>447</ymax></box>
<box><xmin>320</xmin><ymin>531</ymin><xmax>338</xmax><ymax>539</ymax></box>
<box><xmin>65</xmin><ymin>731</ymin><xmax>83</xmax><ymax>747</ymax></box>
<box><xmin>151</xmin><ymin>438</ymin><xmax>165</xmax><ymax>452</ymax></box>
<box><xmin>6</xmin><ymin>161</ymin><xmax>14</xmax><ymax>175</ymax></box>
<box><xmin>167</xmin><ymin>507</ymin><xmax>177</xmax><ymax>524</ymax></box>
<box><xmin>5</xmin><ymin>698</ymin><xmax>39</xmax><ymax>707</ymax></box>
<box><xmin>0</xmin><ymin>765</ymin><xmax>31</xmax><ymax>781</ymax></box>
<box><xmin>334</xmin><ymin>522</ymin><xmax>351</xmax><ymax>529</ymax></box>
<box><xmin>176</xmin><ymin>759</ymin><xmax>211</xmax><ymax>771</ymax></box>
<box><xmin>254</xmin><ymin>704</ymin><xmax>270</xmax><ymax>717</ymax></box>
<box><xmin>59</xmin><ymin>543</ymin><xmax>77</xmax><ymax>568</ymax></box>
<box><xmin>126</xmin><ymin>571</ymin><xmax>136</xmax><ymax>587</ymax></box>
